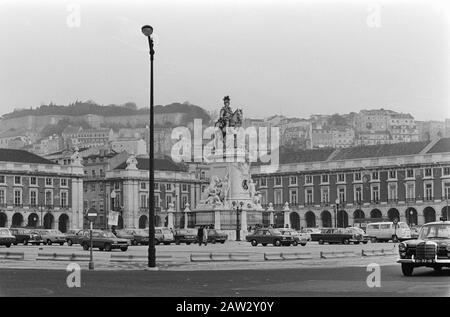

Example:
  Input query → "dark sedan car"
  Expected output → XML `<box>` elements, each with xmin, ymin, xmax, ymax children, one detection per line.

<box><xmin>0</xmin><ymin>228</ymin><xmax>15</xmax><ymax>248</ymax></box>
<box><xmin>65</xmin><ymin>229</ymin><xmax>90</xmax><ymax>246</ymax></box>
<box><xmin>397</xmin><ymin>220</ymin><xmax>450</xmax><ymax>276</ymax></box>
<box><xmin>207</xmin><ymin>229</ymin><xmax>228</xmax><ymax>244</ymax></box>
<box><xmin>311</xmin><ymin>228</ymin><xmax>364</xmax><ymax>245</ymax></box>
<box><xmin>79</xmin><ymin>230</ymin><xmax>130</xmax><ymax>252</ymax></box>
<box><xmin>174</xmin><ymin>229</ymin><xmax>198</xmax><ymax>245</ymax></box>
<box><xmin>10</xmin><ymin>228</ymin><xmax>42</xmax><ymax>245</ymax></box>
<box><xmin>116</xmin><ymin>229</ymin><xmax>149</xmax><ymax>245</ymax></box>
<box><xmin>246</xmin><ymin>228</ymin><xmax>294</xmax><ymax>246</ymax></box>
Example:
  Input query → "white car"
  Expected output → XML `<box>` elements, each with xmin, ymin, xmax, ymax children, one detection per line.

<box><xmin>299</xmin><ymin>228</ymin><xmax>321</xmax><ymax>241</ymax></box>
<box><xmin>366</xmin><ymin>222</ymin><xmax>411</xmax><ymax>242</ymax></box>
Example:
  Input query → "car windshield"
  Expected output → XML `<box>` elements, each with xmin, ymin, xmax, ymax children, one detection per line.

<box><xmin>399</xmin><ymin>223</ymin><xmax>408</xmax><ymax>229</ymax></box>
<box><xmin>51</xmin><ymin>230</ymin><xmax>62</xmax><ymax>234</ymax></box>
<box><xmin>102</xmin><ymin>232</ymin><xmax>117</xmax><ymax>238</ymax></box>
<box><xmin>419</xmin><ymin>224</ymin><xmax>450</xmax><ymax>239</ymax></box>
<box><xmin>162</xmin><ymin>229</ymin><xmax>172</xmax><ymax>234</ymax></box>
<box><xmin>270</xmin><ymin>229</ymin><xmax>282</xmax><ymax>235</ymax></box>
<box><xmin>134</xmin><ymin>229</ymin><xmax>148</xmax><ymax>235</ymax></box>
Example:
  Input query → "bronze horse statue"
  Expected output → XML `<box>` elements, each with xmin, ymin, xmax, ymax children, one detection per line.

<box><xmin>215</xmin><ymin>108</ymin><xmax>243</xmax><ymax>137</ymax></box>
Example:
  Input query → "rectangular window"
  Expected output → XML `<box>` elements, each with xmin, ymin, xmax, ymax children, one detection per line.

<box><xmin>90</xmin><ymin>184</ymin><xmax>96</xmax><ymax>192</ymax></box>
<box><xmin>140</xmin><ymin>182</ymin><xmax>147</xmax><ymax>190</ymax></box>
<box><xmin>406</xmin><ymin>183</ymin><xmax>415</xmax><ymax>200</ymax></box>
<box><xmin>45</xmin><ymin>190</ymin><xmax>53</xmax><ymax>206</ymax></box>
<box><xmin>321</xmin><ymin>174</ymin><xmax>329</xmax><ymax>183</ymax></box>
<box><xmin>305</xmin><ymin>175</ymin><xmax>313</xmax><ymax>185</ymax></box>
<box><xmin>30</xmin><ymin>177</ymin><xmax>37</xmax><ymax>185</ymax></box>
<box><xmin>45</xmin><ymin>178</ymin><xmax>52</xmax><ymax>186</ymax></box>
<box><xmin>154</xmin><ymin>195</ymin><xmax>160</xmax><ymax>208</ymax></box>
<box><xmin>166</xmin><ymin>184</ymin><xmax>172</xmax><ymax>191</ymax></box>
<box><xmin>389</xmin><ymin>170</ymin><xmax>397</xmax><ymax>179</ymax></box>
<box><xmin>61</xmin><ymin>191</ymin><xmax>68</xmax><ymax>207</ymax></box>
<box><xmin>30</xmin><ymin>190</ymin><xmax>37</xmax><ymax>207</ymax></box>
<box><xmin>274</xmin><ymin>189</ymin><xmax>283</xmax><ymax>205</ymax></box>
<box><xmin>260</xmin><ymin>178</ymin><xmax>267</xmax><ymax>187</ymax></box>
<box><xmin>289</xmin><ymin>176</ymin><xmax>297</xmax><ymax>185</ymax></box>
<box><xmin>115</xmin><ymin>182</ymin><xmax>120</xmax><ymax>190</ymax></box>
<box><xmin>338</xmin><ymin>187</ymin><xmax>345</xmax><ymax>203</ymax></box>
<box><xmin>165</xmin><ymin>195</ymin><xmax>172</xmax><ymax>209</ymax></box>
<box><xmin>14</xmin><ymin>189</ymin><xmax>21</xmax><ymax>206</ymax></box>
<box><xmin>289</xmin><ymin>189</ymin><xmax>298</xmax><ymax>205</ymax></box>
<box><xmin>371</xmin><ymin>186</ymin><xmax>379</xmax><ymax>202</ymax></box>
<box><xmin>60</xmin><ymin>178</ymin><xmax>67</xmax><ymax>187</ymax></box>
<box><xmin>0</xmin><ymin>189</ymin><xmax>5</xmax><ymax>205</ymax></box>
<box><xmin>406</xmin><ymin>169</ymin><xmax>414</xmax><ymax>178</ymax></box>
<box><xmin>355</xmin><ymin>186</ymin><xmax>362</xmax><ymax>203</ymax></box>
<box><xmin>182</xmin><ymin>195</ymin><xmax>188</xmax><ymax>208</ymax></box>
<box><xmin>140</xmin><ymin>194</ymin><xmax>148</xmax><ymax>208</ymax></box>
<box><xmin>443</xmin><ymin>167</ymin><xmax>450</xmax><ymax>176</ymax></box>
<box><xmin>14</xmin><ymin>176</ymin><xmax>21</xmax><ymax>185</ymax></box>
<box><xmin>388</xmin><ymin>183</ymin><xmax>397</xmax><ymax>201</ymax></box>
<box><xmin>425</xmin><ymin>183</ymin><xmax>433</xmax><ymax>201</ymax></box>
<box><xmin>371</xmin><ymin>171</ymin><xmax>379</xmax><ymax>181</ymax></box>
<box><xmin>337</xmin><ymin>173</ymin><xmax>345</xmax><ymax>183</ymax></box>
<box><xmin>424</xmin><ymin>168</ymin><xmax>432</xmax><ymax>177</ymax></box>
<box><xmin>274</xmin><ymin>177</ymin><xmax>282</xmax><ymax>186</ymax></box>
<box><xmin>260</xmin><ymin>191</ymin><xmax>267</xmax><ymax>205</ymax></box>
<box><xmin>321</xmin><ymin>187</ymin><xmax>329</xmax><ymax>204</ymax></box>
<box><xmin>306</xmin><ymin>189</ymin><xmax>313</xmax><ymax>205</ymax></box>
<box><xmin>0</xmin><ymin>175</ymin><xmax>5</xmax><ymax>184</ymax></box>
<box><xmin>354</xmin><ymin>172</ymin><xmax>362</xmax><ymax>182</ymax></box>
<box><xmin>443</xmin><ymin>182</ymin><xmax>450</xmax><ymax>200</ymax></box>
<box><xmin>182</xmin><ymin>184</ymin><xmax>188</xmax><ymax>192</ymax></box>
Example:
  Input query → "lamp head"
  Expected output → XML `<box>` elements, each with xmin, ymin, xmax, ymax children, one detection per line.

<box><xmin>141</xmin><ymin>25</ymin><xmax>153</xmax><ymax>37</ymax></box>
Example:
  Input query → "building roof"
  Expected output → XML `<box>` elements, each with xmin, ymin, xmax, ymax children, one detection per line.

<box><xmin>0</xmin><ymin>148</ymin><xmax>57</xmax><ymax>165</ymax></box>
<box><xmin>426</xmin><ymin>138</ymin><xmax>450</xmax><ymax>154</ymax></box>
<box><xmin>331</xmin><ymin>141</ymin><xmax>429</xmax><ymax>161</ymax></box>
<box><xmin>114</xmin><ymin>156</ymin><xmax>187</xmax><ymax>172</ymax></box>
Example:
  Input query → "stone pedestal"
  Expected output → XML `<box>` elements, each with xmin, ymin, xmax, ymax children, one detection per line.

<box><xmin>214</xmin><ymin>210</ymin><xmax>221</xmax><ymax>229</ymax></box>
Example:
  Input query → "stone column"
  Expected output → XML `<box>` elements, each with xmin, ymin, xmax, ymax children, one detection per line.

<box><xmin>283</xmin><ymin>202</ymin><xmax>290</xmax><ymax>228</ymax></box>
<box><xmin>241</xmin><ymin>209</ymin><xmax>248</xmax><ymax>233</ymax></box>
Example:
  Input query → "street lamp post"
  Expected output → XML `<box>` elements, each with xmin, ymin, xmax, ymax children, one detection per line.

<box><xmin>335</xmin><ymin>198</ymin><xmax>340</xmax><ymax>227</ymax></box>
<box><xmin>233</xmin><ymin>201</ymin><xmax>243</xmax><ymax>241</ymax></box>
<box><xmin>142</xmin><ymin>25</ymin><xmax>156</xmax><ymax>268</ymax></box>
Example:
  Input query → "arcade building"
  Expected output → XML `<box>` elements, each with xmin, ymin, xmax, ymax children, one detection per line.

<box><xmin>251</xmin><ymin>138</ymin><xmax>450</xmax><ymax>229</ymax></box>
<box><xmin>0</xmin><ymin>149</ymin><xmax>84</xmax><ymax>232</ymax></box>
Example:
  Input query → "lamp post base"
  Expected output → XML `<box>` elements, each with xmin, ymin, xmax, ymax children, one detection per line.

<box><xmin>88</xmin><ymin>261</ymin><xmax>94</xmax><ymax>270</ymax></box>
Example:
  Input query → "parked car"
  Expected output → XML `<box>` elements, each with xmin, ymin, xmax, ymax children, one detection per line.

<box><xmin>153</xmin><ymin>227</ymin><xmax>175</xmax><ymax>245</ymax></box>
<box><xmin>173</xmin><ymin>229</ymin><xmax>198</xmax><ymax>245</ymax></box>
<box><xmin>245</xmin><ymin>228</ymin><xmax>294</xmax><ymax>246</ymax></box>
<box><xmin>279</xmin><ymin>228</ymin><xmax>307</xmax><ymax>246</ymax></box>
<box><xmin>207</xmin><ymin>229</ymin><xmax>228</xmax><ymax>244</ymax></box>
<box><xmin>9</xmin><ymin>228</ymin><xmax>42</xmax><ymax>245</ymax></box>
<box><xmin>366</xmin><ymin>222</ymin><xmax>411</xmax><ymax>242</ymax></box>
<box><xmin>0</xmin><ymin>228</ymin><xmax>15</xmax><ymax>248</ymax></box>
<box><xmin>346</xmin><ymin>227</ymin><xmax>369</xmax><ymax>244</ymax></box>
<box><xmin>117</xmin><ymin>229</ymin><xmax>149</xmax><ymax>245</ymax></box>
<box><xmin>65</xmin><ymin>229</ymin><xmax>90</xmax><ymax>246</ymax></box>
<box><xmin>80</xmin><ymin>230</ymin><xmax>130</xmax><ymax>251</ymax></box>
<box><xmin>310</xmin><ymin>228</ymin><xmax>364</xmax><ymax>245</ymax></box>
<box><xmin>36</xmin><ymin>229</ymin><xmax>67</xmax><ymax>246</ymax></box>
<box><xmin>299</xmin><ymin>228</ymin><xmax>321</xmax><ymax>241</ymax></box>
<box><xmin>397</xmin><ymin>220</ymin><xmax>450</xmax><ymax>276</ymax></box>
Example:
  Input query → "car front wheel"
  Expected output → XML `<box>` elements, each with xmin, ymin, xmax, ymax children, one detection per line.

<box><xmin>318</xmin><ymin>239</ymin><xmax>324</xmax><ymax>245</ymax></box>
<box><xmin>251</xmin><ymin>240</ymin><xmax>258</xmax><ymax>247</ymax></box>
<box><xmin>67</xmin><ymin>240</ymin><xmax>73</xmax><ymax>246</ymax></box>
<box><xmin>82</xmin><ymin>243</ymin><xmax>89</xmax><ymax>251</ymax></box>
<box><xmin>59</xmin><ymin>242</ymin><xmax>64</xmax><ymax>246</ymax></box>
<box><xmin>343</xmin><ymin>239</ymin><xmax>350</xmax><ymax>245</ymax></box>
<box><xmin>371</xmin><ymin>237</ymin><xmax>377</xmax><ymax>243</ymax></box>
<box><xmin>300</xmin><ymin>243</ymin><xmax>307</xmax><ymax>246</ymax></box>
<box><xmin>120</xmin><ymin>247</ymin><xmax>128</xmax><ymax>252</ymax></box>
<box><xmin>273</xmin><ymin>240</ymin><xmax>281</xmax><ymax>247</ymax></box>
<box><xmin>104</xmin><ymin>243</ymin><xmax>112</xmax><ymax>252</ymax></box>
<box><xmin>47</xmin><ymin>240</ymin><xmax>52</xmax><ymax>246</ymax></box>
<box><xmin>401</xmin><ymin>263</ymin><xmax>414</xmax><ymax>276</ymax></box>
<box><xmin>5</xmin><ymin>243</ymin><xmax>11</xmax><ymax>248</ymax></box>
<box><xmin>292</xmin><ymin>241</ymin><xmax>298</xmax><ymax>246</ymax></box>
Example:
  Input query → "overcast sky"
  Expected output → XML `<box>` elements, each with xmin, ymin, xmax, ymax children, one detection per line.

<box><xmin>0</xmin><ymin>0</ymin><xmax>449</xmax><ymax>121</ymax></box>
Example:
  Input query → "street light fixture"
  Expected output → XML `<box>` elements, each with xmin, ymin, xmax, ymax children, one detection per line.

<box><xmin>233</xmin><ymin>201</ymin><xmax>243</xmax><ymax>241</ymax></box>
<box><xmin>142</xmin><ymin>24</ymin><xmax>156</xmax><ymax>268</ymax></box>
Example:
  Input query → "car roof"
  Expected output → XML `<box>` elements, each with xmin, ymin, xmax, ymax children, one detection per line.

<box><xmin>422</xmin><ymin>221</ymin><xmax>450</xmax><ymax>226</ymax></box>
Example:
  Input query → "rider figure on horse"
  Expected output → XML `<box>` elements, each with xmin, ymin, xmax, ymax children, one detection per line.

<box><xmin>220</xmin><ymin>96</ymin><xmax>233</xmax><ymax>126</ymax></box>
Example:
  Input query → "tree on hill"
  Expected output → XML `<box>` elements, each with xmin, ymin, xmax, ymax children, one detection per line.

<box><xmin>327</xmin><ymin>113</ymin><xmax>347</xmax><ymax>127</ymax></box>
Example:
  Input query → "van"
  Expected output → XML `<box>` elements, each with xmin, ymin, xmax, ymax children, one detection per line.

<box><xmin>366</xmin><ymin>222</ymin><xmax>411</xmax><ymax>242</ymax></box>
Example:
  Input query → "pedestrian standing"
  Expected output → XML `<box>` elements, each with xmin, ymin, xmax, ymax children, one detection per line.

<box><xmin>202</xmin><ymin>226</ymin><xmax>208</xmax><ymax>246</ymax></box>
<box><xmin>197</xmin><ymin>226</ymin><xmax>203</xmax><ymax>246</ymax></box>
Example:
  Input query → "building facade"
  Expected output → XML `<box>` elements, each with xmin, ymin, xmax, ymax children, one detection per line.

<box><xmin>0</xmin><ymin>149</ymin><xmax>84</xmax><ymax>232</ymax></box>
<box><xmin>251</xmin><ymin>138</ymin><xmax>450</xmax><ymax>230</ymax></box>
